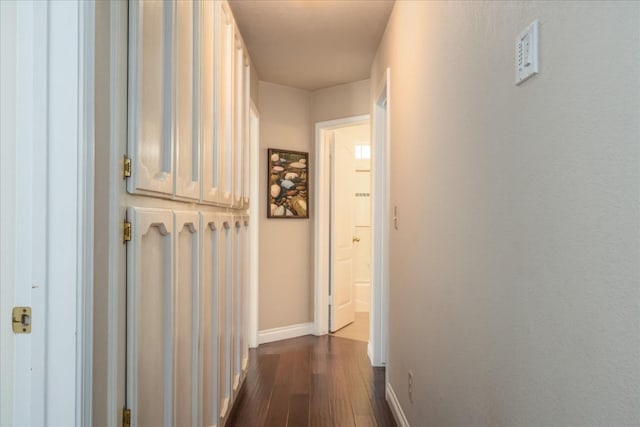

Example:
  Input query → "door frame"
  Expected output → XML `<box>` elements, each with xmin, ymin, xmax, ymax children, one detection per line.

<box><xmin>313</xmin><ymin>114</ymin><xmax>373</xmax><ymax>337</ymax></box>
<box><xmin>0</xmin><ymin>0</ymin><xmax>95</xmax><ymax>424</ymax></box>
<box><xmin>248</xmin><ymin>99</ymin><xmax>260</xmax><ymax>348</ymax></box>
<box><xmin>370</xmin><ymin>68</ymin><xmax>391</xmax><ymax>367</ymax></box>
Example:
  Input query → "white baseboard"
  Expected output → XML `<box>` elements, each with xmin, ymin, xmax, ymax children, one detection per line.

<box><xmin>386</xmin><ymin>382</ymin><xmax>410</xmax><ymax>427</ymax></box>
<box><xmin>258</xmin><ymin>322</ymin><xmax>314</xmax><ymax>345</ymax></box>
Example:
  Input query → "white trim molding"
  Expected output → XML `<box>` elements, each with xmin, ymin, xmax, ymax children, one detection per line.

<box><xmin>258</xmin><ymin>322</ymin><xmax>314</xmax><ymax>345</ymax></box>
<box><xmin>370</xmin><ymin>68</ymin><xmax>391</xmax><ymax>368</ymax></box>
<box><xmin>386</xmin><ymin>382</ymin><xmax>410</xmax><ymax>427</ymax></box>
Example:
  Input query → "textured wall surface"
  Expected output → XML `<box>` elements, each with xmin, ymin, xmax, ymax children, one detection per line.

<box><xmin>371</xmin><ymin>1</ymin><xmax>640</xmax><ymax>425</ymax></box>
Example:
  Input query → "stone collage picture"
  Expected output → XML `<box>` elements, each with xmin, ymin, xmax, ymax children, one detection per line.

<box><xmin>268</xmin><ymin>149</ymin><xmax>309</xmax><ymax>218</ymax></box>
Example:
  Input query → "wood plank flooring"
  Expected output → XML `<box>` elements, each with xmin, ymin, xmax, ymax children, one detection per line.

<box><xmin>226</xmin><ymin>335</ymin><xmax>396</xmax><ymax>427</ymax></box>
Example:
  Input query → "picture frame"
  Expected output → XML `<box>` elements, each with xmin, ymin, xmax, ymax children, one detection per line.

<box><xmin>267</xmin><ymin>148</ymin><xmax>309</xmax><ymax>218</ymax></box>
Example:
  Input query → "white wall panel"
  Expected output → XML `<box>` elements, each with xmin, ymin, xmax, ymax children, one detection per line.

<box><xmin>174</xmin><ymin>3</ymin><xmax>200</xmax><ymax>200</ymax></box>
<box><xmin>128</xmin><ymin>1</ymin><xmax>174</xmax><ymax>196</ymax></box>
<box><xmin>127</xmin><ymin>208</ymin><xmax>174</xmax><ymax>427</ymax></box>
<box><xmin>174</xmin><ymin>212</ymin><xmax>199</xmax><ymax>427</ymax></box>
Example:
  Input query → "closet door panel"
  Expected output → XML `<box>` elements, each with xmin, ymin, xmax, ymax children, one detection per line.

<box><xmin>216</xmin><ymin>2</ymin><xmax>234</xmax><ymax>206</ymax></box>
<box><xmin>201</xmin><ymin>1</ymin><xmax>220</xmax><ymax>204</ymax></box>
<box><xmin>127</xmin><ymin>208</ymin><xmax>174</xmax><ymax>427</ymax></box>
<box><xmin>128</xmin><ymin>1</ymin><xmax>174</xmax><ymax>197</ymax></box>
<box><xmin>232</xmin><ymin>218</ymin><xmax>242</xmax><ymax>393</ymax></box>
<box><xmin>243</xmin><ymin>61</ymin><xmax>251</xmax><ymax>207</ymax></box>
<box><xmin>174</xmin><ymin>212</ymin><xmax>199</xmax><ymax>427</ymax></box>
<box><xmin>201</xmin><ymin>213</ymin><xmax>220</xmax><ymax>427</ymax></box>
<box><xmin>241</xmin><ymin>217</ymin><xmax>250</xmax><ymax>372</ymax></box>
<box><xmin>175</xmin><ymin>2</ymin><xmax>200</xmax><ymax>200</ymax></box>
<box><xmin>232</xmin><ymin>40</ymin><xmax>244</xmax><ymax>208</ymax></box>
<box><xmin>218</xmin><ymin>217</ymin><xmax>233</xmax><ymax>423</ymax></box>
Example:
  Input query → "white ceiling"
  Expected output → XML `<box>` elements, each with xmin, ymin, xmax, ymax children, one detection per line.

<box><xmin>228</xmin><ymin>0</ymin><xmax>395</xmax><ymax>91</ymax></box>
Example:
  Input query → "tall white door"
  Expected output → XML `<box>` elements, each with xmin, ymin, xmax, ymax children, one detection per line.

<box><xmin>330</xmin><ymin>134</ymin><xmax>356</xmax><ymax>332</ymax></box>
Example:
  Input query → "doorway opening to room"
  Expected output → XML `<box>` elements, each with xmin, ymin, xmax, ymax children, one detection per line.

<box><xmin>314</xmin><ymin>114</ymin><xmax>382</xmax><ymax>360</ymax></box>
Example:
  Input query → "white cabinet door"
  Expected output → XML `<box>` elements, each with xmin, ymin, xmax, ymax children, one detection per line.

<box><xmin>128</xmin><ymin>1</ymin><xmax>174</xmax><ymax>197</ymax></box>
<box><xmin>243</xmin><ymin>60</ymin><xmax>251</xmax><ymax>207</ymax></box>
<box><xmin>241</xmin><ymin>217</ymin><xmax>250</xmax><ymax>372</ymax></box>
<box><xmin>232</xmin><ymin>38</ymin><xmax>244</xmax><ymax>208</ymax></box>
<box><xmin>201</xmin><ymin>1</ymin><xmax>220</xmax><ymax>205</ymax></box>
<box><xmin>232</xmin><ymin>218</ymin><xmax>242</xmax><ymax>394</ymax></box>
<box><xmin>216</xmin><ymin>2</ymin><xmax>234</xmax><ymax>206</ymax></box>
<box><xmin>218</xmin><ymin>217</ymin><xmax>233</xmax><ymax>423</ymax></box>
<box><xmin>174</xmin><ymin>212</ymin><xmax>199</xmax><ymax>427</ymax></box>
<box><xmin>174</xmin><ymin>2</ymin><xmax>200</xmax><ymax>200</ymax></box>
<box><xmin>200</xmin><ymin>213</ymin><xmax>220</xmax><ymax>427</ymax></box>
<box><xmin>127</xmin><ymin>208</ymin><xmax>174</xmax><ymax>427</ymax></box>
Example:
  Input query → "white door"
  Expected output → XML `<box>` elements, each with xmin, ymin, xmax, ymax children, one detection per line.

<box><xmin>330</xmin><ymin>134</ymin><xmax>356</xmax><ymax>332</ymax></box>
<box><xmin>128</xmin><ymin>0</ymin><xmax>174</xmax><ymax>197</ymax></box>
<box><xmin>174</xmin><ymin>212</ymin><xmax>199</xmax><ymax>427</ymax></box>
<box><xmin>1</xmin><ymin>1</ymin><xmax>87</xmax><ymax>424</ymax></box>
<box><xmin>126</xmin><ymin>207</ymin><xmax>174</xmax><ymax>427</ymax></box>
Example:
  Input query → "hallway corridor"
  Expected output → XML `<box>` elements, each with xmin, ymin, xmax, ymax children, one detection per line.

<box><xmin>227</xmin><ymin>335</ymin><xmax>396</xmax><ymax>427</ymax></box>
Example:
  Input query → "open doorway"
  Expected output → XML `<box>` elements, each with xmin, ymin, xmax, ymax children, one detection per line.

<box><xmin>314</xmin><ymin>114</ymin><xmax>385</xmax><ymax>359</ymax></box>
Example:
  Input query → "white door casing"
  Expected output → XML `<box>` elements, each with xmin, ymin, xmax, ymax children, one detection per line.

<box><xmin>330</xmin><ymin>135</ymin><xmax>357</xmax><ymax>332</ymax></box>
<box><xmin>1</xmin><ymin>1</ymin><xmax>93</xmax><ymax>424</ymax></box>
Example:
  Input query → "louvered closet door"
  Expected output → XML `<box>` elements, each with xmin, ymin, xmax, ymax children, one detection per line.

<box><xmin>174</xmin><ymin>212</ymin><xmax>199</xmax><ymax>427</ymax></box>
<box><xmin>217</xmin><ymin>2</ymin><xmax>234</xmax><ymax>206</ymax></box>
<box><xmin>174</xmin><ymin>2</ymin><xmax>200</xmax><ymax>200</ymax></box>
<box><xmin>127</xmin><ymin>208</ymin><xmax>174</xmax><ymax>427</ymax></box>
<box><xmin>201</xmin><ymin>0</ymin><xmax>220</xmax><ymax>205</ymax></box>
<box><xmin>217</xmin><ymin>218</ymin><xmax>233</xmax><ymax>424</ymax></box>
<box><xmin>128</xmin><ymin>1</ymin><xmax>174</xmax><ymax>197</ymax></box>
<box><xmin>201</xmin><ymin>213</ymin><xmax>220</xmax><ymax>427</ymax></box>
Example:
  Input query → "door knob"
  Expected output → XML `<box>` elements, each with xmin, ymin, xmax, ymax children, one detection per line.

<box><xmin>352</xmin><ymin>236</ymin><xmax>360</xmax><ymax>243</ymax></box>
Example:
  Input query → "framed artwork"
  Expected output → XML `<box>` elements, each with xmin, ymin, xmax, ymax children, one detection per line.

<box><xmin>267</xmin><ymin>149</ymin><xmax>309</xmax><ymax>218</ymax></box>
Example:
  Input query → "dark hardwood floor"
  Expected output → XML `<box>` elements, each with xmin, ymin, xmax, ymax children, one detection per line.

<box><xmin>227</xmin><ymin>335</ymin><xmax>397</xmax><ymax>427</ymax></box>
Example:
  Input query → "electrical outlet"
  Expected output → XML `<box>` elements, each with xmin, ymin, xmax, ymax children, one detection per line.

<box><xmin>408</xmin><ymin>370</ymin><xmax>414</xmax><ymax>404</ymax></box>
<box><xmin>394</xmin><ymin>205</ymin><xmax>399</xmax><ymax>230</ymax></box>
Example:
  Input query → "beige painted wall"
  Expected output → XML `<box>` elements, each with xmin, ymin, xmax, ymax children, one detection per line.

<box><xmin>258</xmin><ymin>81</ymin><xmax>313</xmax><ymax>330</ymax></box>
<box><xmin>258</xmin><ymin>79</ymin><xmax>371</xmax><ymax>331</ymax></box>
<box><xmin>371</xmin><ymin>1</ymin><xmax>640</xmax><ymax>425</ymax></box>
<box><xmin>311</xmin><ymin>79</ymin><xmax>370</xmax><ymax>123</ymax></box>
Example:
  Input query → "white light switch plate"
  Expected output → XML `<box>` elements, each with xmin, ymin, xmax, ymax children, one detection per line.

<box><xmin>515</xmin><ymin>20</ymin><xmax>539</xmax><ymax>85</ymax></box>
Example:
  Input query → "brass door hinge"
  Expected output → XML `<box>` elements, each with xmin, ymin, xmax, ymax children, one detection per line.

<box><xmin>123</xmin><ymin>155</ymin><xmax>132</xmax><ymax>179</ymax></box>
<box><xmin>123</xmin><ymin>221</ymin><xmax>132</xmax><ymax>243</ymax></box>
<box><xmin>12</xmin><ymin>307</ymin><xmax>31</xmax><ymax>334</ymax></box>
<box><xmin>122</xmin><ymin>408</ymin><xmax>131</xmax><ymax>427</ymax></box>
